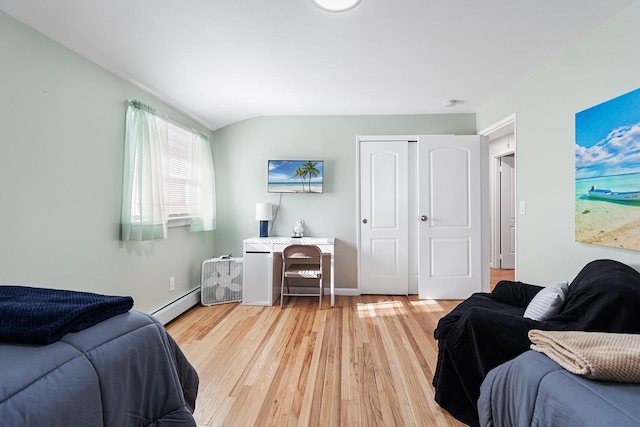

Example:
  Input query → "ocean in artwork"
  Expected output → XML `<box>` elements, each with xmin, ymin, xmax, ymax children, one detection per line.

<box><xmin>575</xmin><ymin>173</ymin><xmax>640</xmax><ymax>249</ymax></box>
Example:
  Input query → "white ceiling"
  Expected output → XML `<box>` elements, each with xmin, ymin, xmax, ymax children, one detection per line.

<box><xmin>0</xmin><ymin>0</ymin><xmax>634</xmax><ymax>130</ymax></box>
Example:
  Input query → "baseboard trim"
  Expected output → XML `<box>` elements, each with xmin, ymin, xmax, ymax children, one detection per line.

<box><xmin>152</xmin><ymin>287</ymin><xmax>359</xmax><ymax>324</ymax></box>
<box><xmin>330</xmin><ymin>287</ymin><xmax>361</xmax><ymax>296</ymax></box>
<box><xmin>152</xmin><ymin>288</ymin><xmax>201</xmax><ymax>325</ymax></box>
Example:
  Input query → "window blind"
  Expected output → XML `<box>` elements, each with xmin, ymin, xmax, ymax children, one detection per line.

<box><xmin>164</xmin><ymin>121</ymin><xmax>198</xmax><ymax>219</ymax></box>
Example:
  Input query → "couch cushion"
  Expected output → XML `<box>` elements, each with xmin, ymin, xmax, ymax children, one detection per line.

<box><xmin>523</xmin><ymin>281</ymin><xmax>569</xmax><ymax>320</ymax></box>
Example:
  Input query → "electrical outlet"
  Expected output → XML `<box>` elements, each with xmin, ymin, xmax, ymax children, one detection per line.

<box><xmin>169</xmin><ymin>277</ymin><xmax>175</xmax><ymax>292</ymax></box>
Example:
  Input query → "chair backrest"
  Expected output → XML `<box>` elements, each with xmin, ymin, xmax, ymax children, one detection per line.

<box><xmin>282</xmin><ymin>245</ymin><xmax>322</xmax><ymax>268</ymax></box>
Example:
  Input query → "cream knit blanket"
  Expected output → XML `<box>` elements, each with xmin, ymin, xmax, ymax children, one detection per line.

<box><xmin>528</xmin><ymin>329</ymin><xmax>640</xmax><ymax>382</ymax></box>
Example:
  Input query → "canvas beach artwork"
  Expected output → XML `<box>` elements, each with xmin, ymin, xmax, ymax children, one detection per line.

<box><xmin>268</xmin><ymin>160</ymin><xmax>324</xmax><ymax>193</ymax></box>
<box><xmin>575</xmin><ymin>87</ymin><xmax>640</xmax><ymax>250</ymax></box>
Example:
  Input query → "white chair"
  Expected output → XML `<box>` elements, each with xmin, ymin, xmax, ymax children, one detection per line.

<box><xmin>280</xmin><ymin>245</ymin><xmax>323</xmax><ymax>309</ymax></box>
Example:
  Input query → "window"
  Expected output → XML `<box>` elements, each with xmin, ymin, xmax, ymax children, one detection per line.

<box><xmin>121</xmin><ymin>100</ymin><xmax>216</xmax><ymax>241</ymax></box>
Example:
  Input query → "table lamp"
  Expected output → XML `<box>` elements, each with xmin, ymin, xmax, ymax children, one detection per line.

<box><xmin>255</xmin><ymin>202</ymin><xmax>273</xmax><ymax>237</ymax></box>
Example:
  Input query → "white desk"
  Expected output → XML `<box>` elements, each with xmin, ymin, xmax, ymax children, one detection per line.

<box><xmin>242</xmin><ymin>237</ymin><xmax>335</xmax><ymax>307</ymax></box>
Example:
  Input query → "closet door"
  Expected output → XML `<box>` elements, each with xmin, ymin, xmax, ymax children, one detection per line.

<box><xmin>357</xmin><ymin>135</ymin><xmax>486</xmax><ymax>298</ymax></box>
<box><xmin>417</xmin><ymin>135</ymin><xmax>483</xmax><ymax>299</ymax></box>
<box><xmin>358</xmin><ymin>140</ymin><xmax>409</xmax><ymax>295</ymax></box>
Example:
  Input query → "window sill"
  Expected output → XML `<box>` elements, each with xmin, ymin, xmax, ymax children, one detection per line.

<box><xmin>168</xmin><ymin>218</ymin><xmax>191</xmax><ymax>228</ymax></box>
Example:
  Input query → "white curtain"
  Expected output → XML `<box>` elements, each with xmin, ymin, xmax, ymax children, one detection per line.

<box><xmin>121</xmin><ymin>101</ymin><xmax>168</xmax><ymax>241</ymax></box>
<box><xmin>189</xmin><ymin>133</ymin><xmax>217</xmax><ymax>232</ymax></box>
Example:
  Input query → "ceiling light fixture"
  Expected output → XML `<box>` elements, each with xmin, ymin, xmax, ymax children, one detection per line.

<box><xmin>312</xmin><ymin>0</ymin><xmax>362</xmax><ymax>12</ymax></box>
<box><xmin>443</xmin><ymin>100</ymin><xmax>458</xmax><ymax>108</ymax></box>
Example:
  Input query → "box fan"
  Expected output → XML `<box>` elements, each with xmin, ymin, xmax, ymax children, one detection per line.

<box><xmin>200</xmin><ymin>257</ymin><xmax>243</xmax><ymax>305</ymax></box>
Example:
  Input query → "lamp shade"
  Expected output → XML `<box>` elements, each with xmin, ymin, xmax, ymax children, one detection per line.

<box><xmin>255</xmin><ymin>203</ymin><xmax>273</xmax><ymax>221</ymax></box>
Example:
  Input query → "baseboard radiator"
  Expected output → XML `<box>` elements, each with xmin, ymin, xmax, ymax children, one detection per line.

<box><xmin>151</xmin><ymin>288</ymin><xmax>201</xmax><ymax>325</ymax></box>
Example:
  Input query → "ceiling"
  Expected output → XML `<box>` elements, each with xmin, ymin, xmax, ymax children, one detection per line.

<box><xmin>0</xmin><ymin>0</ymin><xmax>634</xmax><ymax>130</ymax></box>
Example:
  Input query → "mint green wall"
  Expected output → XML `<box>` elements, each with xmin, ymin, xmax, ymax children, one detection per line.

<box><xmin>477</xmin><ymin>2</ymin><xmax>640</xmax><ymax>284</ymax></box>
<box><xmin>211</xmin><ymin>114</ymin><xmax>476</xmax><ymax>290</ymax></box>
<box><xmin>0</xmin><ymin>11</ymin><xmax>214</xmax><ymax>313</ymax></box>
<box><xmin>0</xmin><ymin>9</ymin><xmax>476</xmax><ymax>300</ymax></box>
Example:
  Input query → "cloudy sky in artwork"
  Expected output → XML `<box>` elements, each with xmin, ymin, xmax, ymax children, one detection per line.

<box><xmin>575</xmin><ymin>88</ymin><xmax>640</xmax><ymax>180</ymax></box>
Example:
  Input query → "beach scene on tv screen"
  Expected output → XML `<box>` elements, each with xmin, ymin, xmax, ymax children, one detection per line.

<box><xmin>268</xmin><ymin>160</ymin><xmax>323</xmax><ymax>193</ymax></box>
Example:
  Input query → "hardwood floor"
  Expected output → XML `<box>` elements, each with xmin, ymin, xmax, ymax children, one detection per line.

<box><xmin>167</xmin><ymin>269</ymin><xmax>514</xmax><ymax>427</ymax></box>
<box><xmin>490</xmin><ymin>268</ymin><xmax>515</xmax><ymax>290</ymax></box>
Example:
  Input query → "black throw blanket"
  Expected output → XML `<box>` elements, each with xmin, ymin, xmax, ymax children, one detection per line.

<box><xmin>0</xmin><ymin>285</ymin><xmax>134</xmax><ymax>344</ymax></box>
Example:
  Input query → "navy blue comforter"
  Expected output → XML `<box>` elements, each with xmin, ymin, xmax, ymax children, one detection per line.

<box><xmin>0</xmin><ymin>285</ymin><xmax>133</xmax><ymax>344</ymax></box>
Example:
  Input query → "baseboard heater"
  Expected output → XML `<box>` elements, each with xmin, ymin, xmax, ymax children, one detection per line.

<box><xmin>151</xmin><ymin>287</ymin><xmax>201</xmax><ymax>325</ymax></box>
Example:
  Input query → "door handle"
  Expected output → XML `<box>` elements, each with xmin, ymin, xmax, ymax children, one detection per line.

<box><xmin>420</xmin><ymin>215</ymin><xmax>428</xmax><ymax>222</ymax></box>
<box><xmin>362</xmin><ymin>219</ymin><xmax>368</xmax><ymax>224</ymax></box>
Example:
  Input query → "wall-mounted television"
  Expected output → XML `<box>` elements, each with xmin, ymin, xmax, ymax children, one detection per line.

<box><xmin>268</xmin><ymin>160</ymin><xmax>324</xmax><ymax>193</ymax></box>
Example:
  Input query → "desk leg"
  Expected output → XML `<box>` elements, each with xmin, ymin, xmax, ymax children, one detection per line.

<box><xmin>330</xmin><ymin>253</ymin><xmax>335</xmax><ymax>307</ymax></box>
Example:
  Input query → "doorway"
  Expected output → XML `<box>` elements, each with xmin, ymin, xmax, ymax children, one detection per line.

<box><xmin>498</xmin><ymin>154</ymin><xmax>515</xmax><ymax>269</ymax></box>
<box><xmin>479</xmin><ymin>115</ymin><xmax>517</xmax><ymax>274</ymax></box>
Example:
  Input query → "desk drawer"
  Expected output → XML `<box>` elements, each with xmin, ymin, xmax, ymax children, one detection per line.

<box><xmin>244</xmin><ymin>242</ymin><xmax>272</xmax><ymax>253</ymax></box>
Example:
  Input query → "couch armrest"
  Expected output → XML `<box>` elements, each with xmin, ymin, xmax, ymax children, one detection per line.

<box><xmin>492</xmin><ymin>280</ymin><xmax>543</xmax><ymax>308</ymax></box>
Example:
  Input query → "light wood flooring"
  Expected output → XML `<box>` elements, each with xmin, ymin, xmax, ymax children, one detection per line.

<box><xmin>167</xmin><ymin>269</ymin><xmax>514</xmax><ymax>427</ymax></box>
<box><xmin>490</xmin><ymin>267</ymin><xmax>515</xmax><ymax>290</ymax></box>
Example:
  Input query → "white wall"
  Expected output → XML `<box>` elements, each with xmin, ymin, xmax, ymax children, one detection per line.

<box><xmin>477</xmin><ymin>2</ymin><xmax>640</xmax><ymax>285</ymax></box>
<box><xmin>0</xmin><ymin>11</ymin><xmax>214</xmax><ymax>313</ymax></box>
<box><xmin>210</xmin><ymin>115</ymin><xmax>477</xmax><ymax>290</ymax></box>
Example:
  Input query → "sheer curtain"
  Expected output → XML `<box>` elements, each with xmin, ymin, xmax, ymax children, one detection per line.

<box><xmin>189</xmin><ymin>133</ymin><xmax>217</xmax><ymax>232</ymax></box>
<box><xmin>121</xmin><ymin>101</ymin><xmax>169</xmax><ymax>241</ymax></box>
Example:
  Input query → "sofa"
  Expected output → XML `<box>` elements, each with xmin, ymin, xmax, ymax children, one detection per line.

<box><xmin>432</xmin><ymin>259</ymin><xmax>640</xmax><ymax>426</ymax></box>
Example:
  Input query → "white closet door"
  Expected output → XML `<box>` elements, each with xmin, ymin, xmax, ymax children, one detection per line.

<box><xmin>359</xmin><ymin>140</ymin><xmax>409</xmax><ymax>295</ymax></box>
<box><xmin>417</xmin><ymin>135</ymin><xmax>483</xmax><ymax>299</ymax></box>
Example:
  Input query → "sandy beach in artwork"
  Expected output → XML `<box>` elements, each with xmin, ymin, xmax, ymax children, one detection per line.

<box><xmin>575</xmin><ymin>198</ymin><xmax>640</xmax><ymax>250</ymax></box>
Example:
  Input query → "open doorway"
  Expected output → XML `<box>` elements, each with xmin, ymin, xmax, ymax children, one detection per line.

<box><xmin>497</xmin><ymin>154</ymin><xmax>515</xmax><ymax>269</ymax></box>
<box><xmin>479</xmin><ymin>115</ymin><xmax>516</xmax><ymax>277</ymax></box>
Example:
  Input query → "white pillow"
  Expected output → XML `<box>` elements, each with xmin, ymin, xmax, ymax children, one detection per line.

<box><xmin>523</xmin><ymin>281</ymin><xmax>569</xmax><ymax>321</ymax></box>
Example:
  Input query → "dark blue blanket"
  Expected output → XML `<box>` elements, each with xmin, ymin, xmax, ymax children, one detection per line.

<box><xmin>0</xmin><ymin>286</ymin><xmax>134</xmax><ymax>344</ymax></box>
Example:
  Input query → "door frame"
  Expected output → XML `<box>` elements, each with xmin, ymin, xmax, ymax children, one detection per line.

<box><xmin>478</xmin><ymin>114</ymin><xmax>517</xmax><ymax>274</ymax></box>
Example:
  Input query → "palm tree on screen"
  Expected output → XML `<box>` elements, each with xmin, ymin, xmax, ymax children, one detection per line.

<box><xmin>303</xmin><ymin>161</ymin><xmax>319</xmax><ymax>192</ymax></box>
<box><xmin>293</xmin><ymin>167</ymin><xmax>307</xmax><ymax>192</ymax></box>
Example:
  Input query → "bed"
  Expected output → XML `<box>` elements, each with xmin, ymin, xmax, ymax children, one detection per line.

<box><xmin>478</xmin><ymin>350</ymin><xmax>640</xmax><ymax>427</ymax></box>
<box><xmin>0</xmin><ymin>286</ymin><xmax>198</xmax><ymax>426</ymax></box>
